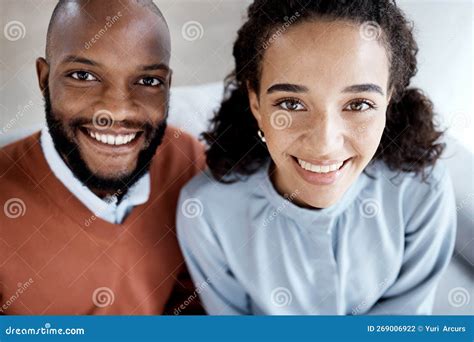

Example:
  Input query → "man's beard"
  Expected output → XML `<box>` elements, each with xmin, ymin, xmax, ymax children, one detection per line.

<box><xmin>43</xmin><ymin>88</ymin><xmax>168</xmax><ymax>193</ymax></box>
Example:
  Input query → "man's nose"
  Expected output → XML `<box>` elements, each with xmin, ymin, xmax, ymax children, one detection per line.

<box><xmin>98</xmin><ymin>85</ymin><xmax>140</xmax><ymax>123</ymax></box>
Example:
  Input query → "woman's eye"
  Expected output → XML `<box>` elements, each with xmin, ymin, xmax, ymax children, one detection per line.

<box><xmin>278</xmin><ymin>99</ymin><xmax>305</xmax><ymax>111</ymax></box>
<box><xmin>137</xmin><ymin>77</ymin><xmax>162</xmax><ymax>87</ymax></box>
<box><xmin>69</xmin><ymin>71</ymin><xmax>97</xmax><ymax>81</ymax></box>
<box><xmin>345</xmin><ymin>100</ymin><xmax>374</xmax><ymax>112</ymax></box>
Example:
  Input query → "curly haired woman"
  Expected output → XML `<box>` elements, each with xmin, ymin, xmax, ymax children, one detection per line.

<box><xmin>177</xmin><ymin>0</ymin><xmax>456</xmax><ymax>315</ymax></box>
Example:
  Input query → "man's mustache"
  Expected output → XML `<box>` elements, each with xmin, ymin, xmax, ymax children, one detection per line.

<box><xmin>68</xmin><ymin>116</ymin><xmax>156</xmax><ymax>132</ymax></box>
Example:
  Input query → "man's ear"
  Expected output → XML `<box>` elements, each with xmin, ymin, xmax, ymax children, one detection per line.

<box><xmin>167</xmin><ymin>68</ymin><xmax>173</xmax><ymax>89</ymax></box>
<box><xmin>247</xmin><ymin>82</ymin><xmax>263</xmax><ymax>127</ymax></box>
<box><xmin>36</xmin><ymin>57</ymin><xmax>49</xmax><ymax>95</ymax></box>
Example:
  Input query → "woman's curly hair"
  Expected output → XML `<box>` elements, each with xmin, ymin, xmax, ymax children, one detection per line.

<box><xmin>203</xmin><ymin>0</ymin><xmax>445</xmax><ymax>182</ymax></box>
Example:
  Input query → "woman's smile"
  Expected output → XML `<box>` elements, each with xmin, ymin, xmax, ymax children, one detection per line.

<box><xmin>291</xmin><ymin>155</ymin><xmax>353</xmax><ymax>186</ymax></box>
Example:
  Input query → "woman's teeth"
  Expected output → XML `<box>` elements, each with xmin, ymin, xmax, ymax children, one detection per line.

<box><xmin>87</xmin><ymin>129</ymin><xmax>137</xmax><ymax>146</ymax></box>
<box><xmin>297</xmin><ymin>158</ymin><xmax>344</xmax><ymax>173</ymax></box>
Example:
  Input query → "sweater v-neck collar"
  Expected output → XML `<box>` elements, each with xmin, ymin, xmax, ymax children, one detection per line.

<box><xmin>23</xmin><ymin>131</ymin><xmax>156</xmax><ymax>231</ymax></box>
<box><xmin>39</xmin><ymin>127</ymin><xmax>150</xmax><ymax>224</ymax></box>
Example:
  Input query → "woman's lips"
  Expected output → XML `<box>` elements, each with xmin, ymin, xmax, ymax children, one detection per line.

<box><xmin>292</xmin><ymin>156</ymin><xmax>352</xmax><ymax>185</ymax></box>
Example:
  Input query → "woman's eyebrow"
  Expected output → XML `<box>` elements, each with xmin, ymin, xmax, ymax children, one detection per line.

<box><xmin>342</xmin><ymin>84</ymin><xmax>384</xmax><ymax>95</ymax></box>
<box><xmin>267</xmin><ymin>83</ymin><xmax>309</xmax><ymax>94</ymax></box>
<box><xmin>266</xmin><ymin>83</ymin><xmax>384</xmax><ymax>96</ymax></box>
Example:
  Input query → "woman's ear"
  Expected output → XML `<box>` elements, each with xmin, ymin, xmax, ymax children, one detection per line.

<box><xmin>247</xmin><ymin>82</ymin><xmax>263</xmax><ymax>127</ymax></box>
<box><xmin>36</xmin><ymin>57</ymin><xmax>49</xmax><ymax>95</ymax></box>
<box><xmin>387</xmin><ymin>87</ymin><xmax>394</xmax><ymax>104</ymax></box>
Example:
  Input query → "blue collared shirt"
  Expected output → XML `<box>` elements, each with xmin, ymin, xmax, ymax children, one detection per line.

<box><xmin>41</xmin><ymin>127</ymin><xmax>150</xmax><ymax>224</ymax></box>
<box><xmin>177</xmin><ymin>159</ymin><xmax>456</xmax><ymax>315</ymax></box>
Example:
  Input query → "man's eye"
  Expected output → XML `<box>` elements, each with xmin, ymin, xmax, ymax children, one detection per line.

<box><xmin>278</xmin><ymin>99</ymin><xmax>305</xmax><ymax>111</ymax></box>
<box><xmin>137</xmin><ymin>77</ymin><xmax>162</xmax><ymax>87</ymax></box>
<box><xmin>345</xmin><ymin>100</ymin><xmax>375</xmax><ymax>112</ymax></box>
<box><xmin>69</xmin><ymin>71</ymin><xmax>97</xmax><ymax>81</ymax></box>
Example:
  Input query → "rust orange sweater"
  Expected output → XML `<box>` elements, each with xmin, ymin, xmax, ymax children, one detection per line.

<box><xmin>0</xmin><ymin>126</ymin><xmax>205</xmax><ymax>315</ymax></box>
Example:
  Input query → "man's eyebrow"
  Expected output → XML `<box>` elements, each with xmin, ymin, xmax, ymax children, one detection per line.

<box><xmin>139</xmin><ymin>63</ymin><xmax>170</xmax><ymax>72</ymax></box>
<box><xmin>61</xmin><ymin>55</ymin><xmax>102</xmax><ymax>67</ymax></box>
<box><xmin>342</xmin><ymin>84</ymin><xmax>384</xmax><ymax>96</ymax></box>
<box><xmin>267</xmin><ymin>83</ymin><xmax>309</xmax><ymax>94</ymax></box>
<box><xmin>59</xmin><ymin>56</ymin><xmax>170</xmax><ymax>73</ymax></box>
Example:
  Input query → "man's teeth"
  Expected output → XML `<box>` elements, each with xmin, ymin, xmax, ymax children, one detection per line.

<box><xmin>88</xmin><ymin>130</ymin><xmax>137</xmax><ymax>146</ymax></box>
<box><xmin>297</xmin><ymin>158</ymin><xmax>344</xmax><ymax>173</ymax></box>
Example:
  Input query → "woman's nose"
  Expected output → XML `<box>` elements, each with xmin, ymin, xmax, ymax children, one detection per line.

<box><xmin>303</xmin><ymin>112</ymin><xmax>345</xmax><ymax>154</ymax></box>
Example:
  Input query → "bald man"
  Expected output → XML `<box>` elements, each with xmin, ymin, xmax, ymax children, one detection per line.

<box><xmin>0</xmin><ymin>0</ymin><xmax>205</xmax><ymax>314</ymax></box>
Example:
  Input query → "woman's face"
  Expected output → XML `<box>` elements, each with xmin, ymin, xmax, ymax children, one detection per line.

<box><xmin>249</xmin><ymin>20</ymin><xmax>392</xmax><ymax>208</ymax></box>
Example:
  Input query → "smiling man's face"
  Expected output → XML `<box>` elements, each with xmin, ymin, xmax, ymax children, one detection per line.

<box><xmin>36</xmin><ymin>0</ymin><xmax>171</xmax><ymax>193</ymax></box>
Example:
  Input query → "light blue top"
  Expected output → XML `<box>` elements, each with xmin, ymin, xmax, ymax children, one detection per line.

<box><xmin>41</xmin><ymin>127</ymin><xmax>150</xmax><ymax>224</ymax></box>
<box><xmin>177</xmin><ymin>159</ymin><xmax>457</xmax><ymax>315</ymax></box>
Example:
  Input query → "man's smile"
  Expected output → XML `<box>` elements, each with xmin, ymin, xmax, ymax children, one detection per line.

<box><xmin>78</xmin><ymin>125</ymin><xmax>145</xmax><ymax>156</ymax></box>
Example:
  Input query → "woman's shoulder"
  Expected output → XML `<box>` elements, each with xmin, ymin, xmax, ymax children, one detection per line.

<box><xmin>351</xmin><ymin>159</ymin><xmax>456</xmax><ymax>241</ymax></box>
<box><xmin>368</xmin><ymin>158</ymin><xmax>451</xmax><ymax>195</ymax></box>
<box><xmin>364</xmin><ymin>159</ymin><xmax>454</xmax><ymax>226</ymax></box>
<box><xmin>180</xmin><ymin>167</ymin><xmax>259</xmax><ymax>203</ymax></box>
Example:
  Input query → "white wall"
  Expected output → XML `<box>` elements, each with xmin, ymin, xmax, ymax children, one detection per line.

<box><xmin>399</xmin><ymin>0</ymin><xmax>473</xmax><ymax>151</ymax></box>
